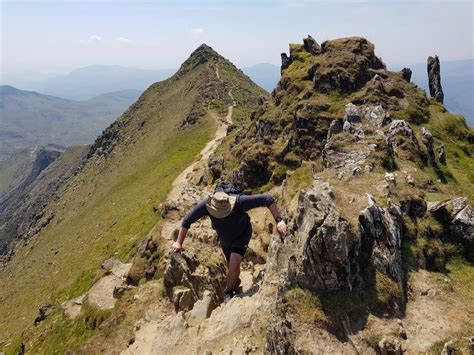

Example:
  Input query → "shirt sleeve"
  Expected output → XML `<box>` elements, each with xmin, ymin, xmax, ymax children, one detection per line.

<box><xmin>237</xmin><ymin>194</ymin><xmax>275</xmax><ymax>212</ymax></box>
<box><xmin>181</xmin><ymin>198</ymin><xmax>208</xmax><ymax>229</ymax></box>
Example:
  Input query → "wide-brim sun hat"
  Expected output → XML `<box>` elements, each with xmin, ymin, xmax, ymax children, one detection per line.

<box><xmin>206</xmin><ymin>191</ymin><xmax>237</xmax><ymax>218</ymax></box>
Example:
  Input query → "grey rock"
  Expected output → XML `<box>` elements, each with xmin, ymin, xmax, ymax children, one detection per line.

<box><xmin>287</xmin><ymin>182</ymin><xmax>360</xmax><ymax>291</ymax></box>
<box><xmin>438</xmin><ymin>143</ymin><xmax>446</xmax><ymax>164</ymax></box>
<box><xmin>326</xmin><ymin>119</ymin><xmax>343</xmax><ymax>141</ymax></box>
<box><xmin>422</xmin><ymin>127</ymin><xmax>435</xmax><ymax>164</ymax></box>
<box><xmin>208</xmin><ymin>156</ymin><xmax>225</xmax><ymax>180</ymax></box>
<box><xmin>265</xmin><ymin>318</ymin><xmax>298</xmax><ymax>355</ymax></box>
<box><xmin>344</xmin><ymin>103</ymin><xmax>361</xmax><ymax>123</ymax></box>
<box><xmin>188</xmin><ymin>290</ymin><xmax>218</xmax><ymax>321</ymax></box>
<box><xmin>427</xmin><ymin>55</ymin><xmax>444</xmax><ymax>103</ymax></box>
<box><xmin>361</xmin><ymin>105</ymin><xmax>391</xmax><ymax>128</ymax></box>
<box><xmin>255</xmin><ymin>120</ymin><xmax>274</xmax><ymax>142</ymax></box>
<box><xmin>441</xmin><ymin>340</ymin><xmax>455</xmax><ymax>355</ymax></box>
<box><xmin>359</xmin><ymin>195</ymin><xmax>403</xmax><ymax>285</ymax></box>
<box><xmin>34</xmin><ymin>304</ymin><xmax>54</xmax><ymax>326</ymax></box>
<box><xmin>388</xmin><ymin>119</ymin><xmax>420</xmax><ymax>152</ymax></box>
<box><xmin>343</xmin><ymin>120</ymin><xmax>365</xmax><ymax>140</ymax></box>
<box><xmin>452</xmin><ymin>205</ymin><xmax>474</xmax><ymax>243</ymax></box>
<box><xmin>378</xmin><ymin>337</ymin><xmax>402</xmax><ymax>355</ymax></box>
<box><xmin>281</xmin><ymin>53</ymin><xmax>292</xmax><ymax>74</ymax></box>
<box><xmin>400</xmin><ymin>67</ymin><xmax>412</xmax><ymax>82</ymax></box>
<box><xmin>303</xmin><ymin>35</ymin><xmax>320</xmax><ymax>55</ymax></box>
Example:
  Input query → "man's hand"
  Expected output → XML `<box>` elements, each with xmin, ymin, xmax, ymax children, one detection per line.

<box><xmin>276</xmin><ymin>220</ymin><xmax>287</xmax><ymax>237</ymax></box>
<box><xmin>170</xmin><ymin>241</ymin><xmax>184</xmax><ymax>253</ymax></box>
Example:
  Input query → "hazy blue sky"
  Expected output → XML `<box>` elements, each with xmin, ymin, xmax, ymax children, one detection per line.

<box><xmin>1</xmin><ymin>0</ymin><xmax>473</xmax><ymax>82</ymax></box>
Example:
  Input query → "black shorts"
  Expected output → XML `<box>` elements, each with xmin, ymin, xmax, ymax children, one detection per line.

<box><xmin>219</xmin><ymin>225</ymin><xmax>252</xmax><ymax>262</ymax></box>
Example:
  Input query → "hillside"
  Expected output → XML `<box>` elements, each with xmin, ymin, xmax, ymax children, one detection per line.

<box><xmin>0</xmin><ymin>145</ymin><xmax>89</xmax><ymax>265</ymax></box>
<box><xmin>1</xmin><ymin>37</ymin><xmax>472</xmax><ymax>354</ymax></box>
<box><xmin>0</xmin><ymin>86</ymin><xmax>141</xmax><ymax>161</ymax></box>
<box><xmin>0</xmin><ymin>44</ymin><xmax>266</xmax><ymax>353</ymax></box>
<box><xmin>21</xmin><ymin>65</ymin><xmax>176</xmax><ymax>100</ymax></box>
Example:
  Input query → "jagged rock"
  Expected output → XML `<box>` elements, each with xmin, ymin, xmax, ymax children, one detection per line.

<box><xmin>400</xmin><ymin>68</ymin><xmax>412</xmax><ymax>82</ymax></box>
<box><xmin>303</xmin><ymin>35</ymin><xmax>320</xmax><ymax>55</ymax></box>
<box><xmin>187</xmin><ymin>290</ymin><xmax>218</xmax><ymax>321</ymax></box>
<box><xmin>387</xmin><ymin>119</ymin><xmax>420</xmax><ymax>154</ymax></box>
<box><xmin>265</xmin><ymin>318</ymin><xmax>298</xmax><ymax>355</ymax></box>
<box><xmin>427</xmin><ymin>55</ymin><xmax>444</xmax><ymax>103</ymax></box>
<box><xmin>361</xmin><ymin>105</ymin><xmax>391</xmax><ymax>128</ymax></box>
<box><xmin>343</xmin><ymin>120</ymin><xmax>365</xmax><ymax>140</ymax></box>
<box><xmin>438</xmin><ymin>143</ymin><xmax>446</xmax><ymax>164</ymax></box>
<box><xmin>358</xmin><ymin>195</ymin><xmax>403</xmax><ymax>285</ymax></box>
<box><xmin>281</xmin><ymin>53</ymin><xmax>292</xmax><ymax>74</ymax></box>
<box><xmin>256</xmin><ymin>120</ymin><xmax>274</xmax><ymax>142</ymax></box>
<box><xmin>378</xmin><ymin>337</ymin><xmax>402</xmax><ymax>355</ymax></box>
<box><xmin>326</xmin><ymin>119</ymin><xmax>342</xmax><ymax>140</ymax></box>
<box><xmin>313</xmin><ymin>37</ymin><xmax>384</xmax><ymax>93</ymax></box>
<box><xmin>421</xmin><ymin>127</ymin><xmax>435</xmax><ymax>164</ymax></box>
<box><xmin>323</xmin><ymin>149</ymin><xmax>370</xmax><ymax>177</ymax></box>
<box><xmin>34</xmin><ymin>304</ymin><xmax>53</xmax><ymax>326</ymax></box>
<box><xmin>226</xmin><ymin>123</ymin><xmax>236</xmax><ymax>135</ymax></box>
<box><xmin>287</xmin><ymin>182</ymin><xmax>360</xmax><ymax>291</ymax></box>
<box><xmin>441</xmin><ymin>340</ymin><xmax>455</xmax><ymax>355</ymax></box>
<box><xmin>172</xmin><ymin>287</ymin><xmax>195</xmax><ymax>312</ymax></box>
<box><xmin>208</xmin><ymin>156</ymin><xmax>225</xmax><ymax>180</ymax></box>
<box><xmin>452</xmin><ymin>205</ymin><xmax>474</xmax><ymax>243</ymax></box>
<box><xmin>344</xmin><ymin>103</ymin><xmax>361</xmax><ymax>123</ymax></box>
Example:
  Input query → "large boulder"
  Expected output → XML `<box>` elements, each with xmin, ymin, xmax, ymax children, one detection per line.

<box><xmin>287</xmin><ymin>182</ymin><xmax>360</xmax><ymax>291</ymax></box>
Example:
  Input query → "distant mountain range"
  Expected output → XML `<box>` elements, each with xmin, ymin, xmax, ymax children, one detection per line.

<box><xmin>18</xmin><ymin>65</ymin><xmax>176</xmax><ymax>101</ymax></box>
<box><xmin>0</xmin><ymin>85</ymin><xmax>141</xmax><ymax>161</ymax></box>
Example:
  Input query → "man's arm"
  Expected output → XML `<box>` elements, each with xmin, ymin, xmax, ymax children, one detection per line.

<box><xmin>171</xmin><ymin>199</ymin><xmax>208</xmax><ymax>253</ymax></box>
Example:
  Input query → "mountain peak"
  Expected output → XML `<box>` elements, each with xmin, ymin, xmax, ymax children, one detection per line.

<box><xmin>176</xmin><ymin>44</ymin><xmax>223</xmax><ymax>76</ymax></box>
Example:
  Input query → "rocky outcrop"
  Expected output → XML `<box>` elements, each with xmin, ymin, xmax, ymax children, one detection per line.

<box><xmin>265</xmin><ymin>318</ymin><xmax>298</xmax><ymax>355</ymax></box>
<box><xmin>427</xmin><ymin>55</ymin><xmax>444</xmax><ymax>103</ymax></box>
<box><xmin>163</xmin><ymin>251</ymin><xmax>225</xmax><ymax>312</ymax></box>
<box><xmin>400</xmin><ymin>68</ymin><xmax>412</xmax><ymax>82</ymax></box>
<box><xmin>358</xmin><ymin>195</ymin><xmax>403</xmax><ymax>285</ymax></box>
<box><xmin>281</xmin><ymin>53</ymin><xmax>292</xmax><ymax>74</ymax></box>
<box><xmin>421</xmin><ymin>127</ymin><xmax>435</xmax><ymax>164</ymax></box>
<box><xmin>303</xmin><ymin>35</ymin><xmax>320</xmax><ymax>55</ymax></box>
<box><xmin>287</xmin><ymin>182</ymin><xmax>360</xmax><ymax>291</ymax></box>
<box><xmin>429</xmin><ymin>197</ymin><xmax>474</xmax><ymax>245</ymax></box>
<box><xmin>438</xmin><ymin>143</ymin><xmax>446</xmax><ymax>164</ymax></box>
<box><xmin>326</xmin><ymin>119</ymin><xmax>342</xmax><ymax>140</ymax></box>
<box><xmin>312</xmin><ymin>37</ymin><xmax>385</xmax><ymax>93</ymax></box>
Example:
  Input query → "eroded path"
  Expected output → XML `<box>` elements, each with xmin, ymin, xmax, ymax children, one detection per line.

<box><xmin>122</xmin><ymin>64</ymin><xmax>276</xmax><ymax>354</ymax></box>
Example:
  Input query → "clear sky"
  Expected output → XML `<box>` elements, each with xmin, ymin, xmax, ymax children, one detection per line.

<box><xmin>1</xmin><ymin>0</ymin><xmax>473</xmax><ymax>82</ymax></box>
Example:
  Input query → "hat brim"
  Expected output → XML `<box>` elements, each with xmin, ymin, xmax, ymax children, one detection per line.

<box><xmin>205</xmin><ymin>195</ymin><xmax>237</xmax><ymax>218</ymax></box>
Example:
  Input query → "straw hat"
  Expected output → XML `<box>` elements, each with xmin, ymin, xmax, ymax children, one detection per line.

<box><xmin>206</xmin><ymin>191</ymin><xmax>237</xmax><ymax>218</ymax></box>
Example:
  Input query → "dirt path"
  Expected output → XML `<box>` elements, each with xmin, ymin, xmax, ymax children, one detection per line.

<box><xmin>167</xmin><ymin>65</ymin><xmax>235</xmax><ymax>201</ymax></box>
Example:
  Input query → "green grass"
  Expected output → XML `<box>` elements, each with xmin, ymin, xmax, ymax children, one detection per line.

<box><xmin>0</xmin><ymin>65</ymin><xmax>217</xmax><ymax>351</ymax></box>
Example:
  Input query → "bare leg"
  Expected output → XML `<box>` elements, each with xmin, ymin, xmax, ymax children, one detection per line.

<box><xmin>226</xmin><ymin>253</ymin><xmax>242</xmax><ymax>290</ymax></box>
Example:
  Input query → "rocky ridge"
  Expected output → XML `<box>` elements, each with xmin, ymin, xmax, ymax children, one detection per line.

<box><xmin>2</xmin><ymin>38</ymin><xmax>473</xmax><ymax>354</ymax></box>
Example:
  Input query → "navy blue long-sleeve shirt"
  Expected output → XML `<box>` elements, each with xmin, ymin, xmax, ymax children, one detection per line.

<box><xmin>181</xmin><ymin>194</ymin><xmax>275</xmax><ymax>242</ymax></box>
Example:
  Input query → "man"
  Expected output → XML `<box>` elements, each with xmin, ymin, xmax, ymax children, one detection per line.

<box><xmin>170</xmin><ymin>191</ymin><xmax>287</xmax><ymax>301</ymax></box>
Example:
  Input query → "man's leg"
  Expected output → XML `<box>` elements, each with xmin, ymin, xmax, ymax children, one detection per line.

<box><xmin>225</xmin><ymin>252</ymin><xmax>242</xmax><ymax>290</ymax></box>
